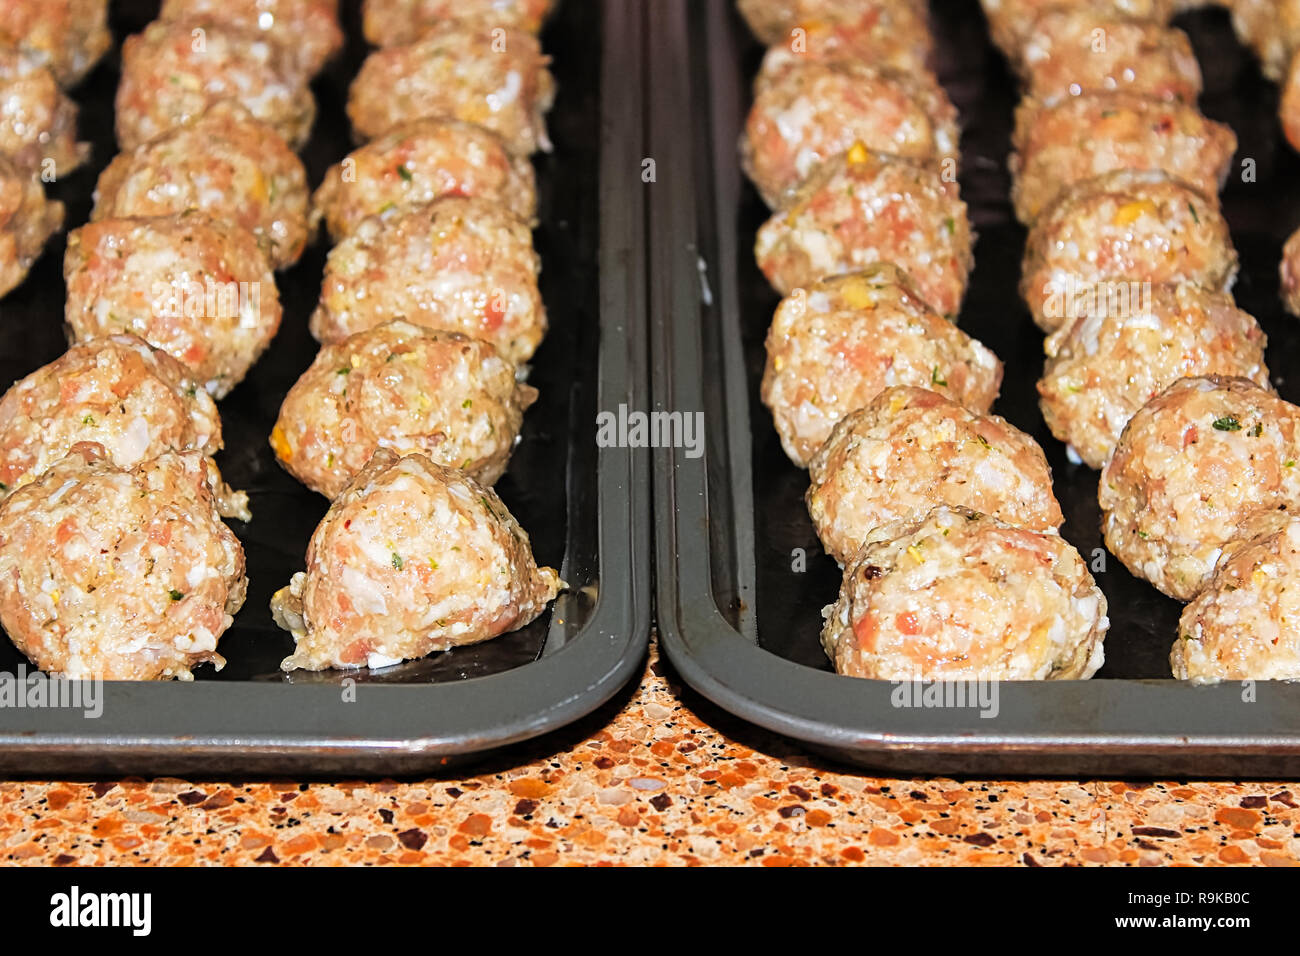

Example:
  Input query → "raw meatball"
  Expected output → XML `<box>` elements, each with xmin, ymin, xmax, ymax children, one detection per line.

<box><xmin>737</xmin><ymin>0</ymin><xmax>927</xmax><ymax>44</ymax></box>
<box><xmin>743</xmin><ymin>60</ymin><xmax>959</xmax><ymax>208</ymax></box>
<box><xmin>761</xmin><ymin>267</ymin><xmax>1003</xmax><ymax>466</ymax></box>
<box><xmin>271</xmin><ymin>449</ymin><xmax>562</xmax><ymax>671</ymax></box>
<box><xmin>1010</xmin><ymin>92</ymin><xmax>1236</xmax><ymax>224</ymax></box>
<box><xmin>1100</xmin><ymin>376</ymin><xmax>1300</xmax><ymax>601</ymax></box>
<box><xmin>1021</xmin><ymin>169</ymin><xmax>1236</xmax><ymax>332</ymax></box>
<box><xmin>1280</xmin><ymin>51</ymin><xmax>1300</xmax><ymax>154</ymax></box>
<box><xmin>271</xmin><ymin>321</ymin><xmax>536</xmax><ymax>498</ymax></box>
<box><xmin>0</xmin><ymin>445</ymin><xmax>246</xmax><ymax>680</ymax></box>
<box><xmin>1039</xmin><ymin>283</ymin><xmax>1269</xmax><ymax>469</ymax></box>
<box><xmin>0</xmin><ymin>153</ymin><xmax>63</xmax><ymax>298</ymax></box>
<box><xmin>0</xmin><ymin>335</ymin><xmax>248</xmax><ymax>519</ymax></box>
<box><xmin>0</xmin><ymin>0</ymin><xmax>110</xmax><ymax>87</ymax></box>
<box><xmin>347</xmin><ymin>23</ymin><xmax>555</xmax><ymax>154</ymax></box>
<box><xmin>807</xmin><ymin>386</ymin><xmax>1062</xmax><ymax>565</ymax></box>
<box><xmin>980</xmin><ymin>0</ymin><xmax>1174</xmax><ymax>61</ymax></box>
<box><xmin>1281</xmin><ymin>225</ymin><xmax>1300</xmax><ymax>317</ymax></box>
<box><xmin>92</xmin><ymin>102</ymin><xmax>310</xmax><ymax>270</ymax></box>
<box><xmin>1173</xmin><ymin>515</ymin><xmax>1300</xmax><ymax>682</ymax></box>
<box><xmin>115</xmin><ymin>20</ymin><xmax>315</xmax><ymax>151</ymax></box>
<box><xmin>755</xmin><ymin>3</ymin><xmax>933</xmax><ymax>81</ymax></box>
<box><xmin>820</xmin><ymin>506</ymin><xmax>1108</xmax><ymax>681</ymax></box>
<box><xmin>755</xmin><ymin>145</ymin><xmax>975</xmax><ymax>318</ymax></box>
<box><xmin>159</xmin><ymin>0</ymin><xmax>343</xmax><ymax>77</ymax></box>
<box><xmin>1019</xmin><ymin>9</ymin><xmax>1201</xmax><ymax>103</ymax></box>
<box><xmin>312</xmin><ymin>117</ymin><xmax>537</xmax><ymax>241</ymax></box>
<box><xmin>0</xmin><ymin>43</ymin><xmax>88</xmax><ymax>176</ymax></box>
<box><xmin>64</xmin><ymin>215</ymin><xmax>282</xmax><ymax>399</ymax></box>
<box><xmin>362</xmin><ymin>0</ymin><xmax>555</xmax><ymax>45</ymax></box>
<box><xmin>310</xmin><ymin>197</ymin><xmax>546</xmax><ymax>364</ymax></box>
<box><xmin>1231</xmin><ymin>0</ymin><xmax>1300</xmax><ymax>80</ymax></box>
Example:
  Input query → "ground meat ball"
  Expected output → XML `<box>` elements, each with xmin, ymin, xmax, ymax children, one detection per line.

<box><xmin>0</xmin><ymin>0</ymin><xmax>110</xmax><ymax>87</ymax></box>
<box><xmin>1281</xmin><ymin>226</ymin><xmax>1300</xmax><ymax>317</ymax></box>
<box><xmin>312</xmin><ymin>118</ymin><xmax>537</xmax><ymax>241</ymax></box>
<box><xmin>755</xmin><ymin>3</ymin><xmax>933</xmax><ymax>81</ymax></box>
<box><xmin>1010</xmin><ymin>92</ymin><xmax>1236</xmax><ymax>225</ymax></box>
<box><xmin>0</xmin><ymin>445</ymin><xmax>246</xmax><ymax>680</ymax></box>
<box><xmin>0</xmin><ymin>335</ymin><xmax>248</xmax><ymax>519</ymax></box>
<box><xmin>348</xmin><ymin>23</ymin><xmax>554</xmax><ymax>154</ymax></box>
<box><xmin>737</xmin><ymin>0</ymin><xmax>927</xmax><ymax>44</ymax></box>
<box><xmin>159</xmin><ymin>0</ymin><xmax>343</xmax><ymax>77</ymax></box>
<box><xmin>743</xmin><ymin>60</ymin><xmax>959</xmax><ymax>208</ymax></box>
<box><xmin>271</xmin><ymin>449</ymin><xmax>562</xmax><ymax>671</ymax></box>
<box><xmin>980</xmin><ymin>0</ymin><xmax>1174</xmax><ymax>62</ymax></box>
<box><xmin>755</xmin><ymin>146</ymin><xmax>974</xmax><ymax>317</ymax></box>
<box><xmin>311</xmin><ymin>197</ymin><xmax>545</xmax><ymax>364</ymax></box>
<box><xmin>64</xmin><ymin>215</ymin><xmax>282</xmax><ymax>399</ymax></box>
<box><xmin>807</xmin><ymin>387</ymin><xmax>1062</xmax><ymax>565</ymax></box>
<box><xmin>92</xmin><ymin>103</ymin><xmax>310</xmax><ymax>270</ymax></box>
<box><xmin>1019</xmin><ymin>10</ymin><xmax>1201</xmax><ymax>103</ymax></box>
<box><xmin>1100</xmin><ymin>376</ymin><xmax>1300</xmax><ymax>601</ymax></box>
<box><xmin>1173</xmin><ymin>515</ymin><xmax>1300</xmax><ymax>681</ymax></box>
<box><xmin>1021</xmin><ymin>169</ymin><xmax>1236</xmax><ymax>332</ymax></box>
<box><xmin>821</xmin><ymin>506</ymin><xmax>1108</xmax><ymax>680</ymax></box>
<box><xmin>0</xmin><ymin>154</ymin><xmax>62</xmax><ymax>298</ymax></box>
<box><xmin>115</xmin><ymin>20</ymin><xmax>315</xmax><ymax>151</ymax></box>
<box><xmin>271</xmin><ymin>321</ymin><xmax>536</xmax><ymax>498</ymax></box>
<box><xmin>1039</xmin><ymin>284</ymin><xmax>1269</xmax><ymax>469</ymax></box>
<box><xmin>362</xmin><ymin>0</ymin><xmax>554</xmax><ymax>45</ymax></box>
<box><xmin>0</xmin><ymin>44</ymin><xmax>87</xmax><ymax>176</ymax></box>
<box><xmin>761</xmin><ymin>267</ymin><xmax>1003</xmax><ymax>467</ymax></box>
<box><xmin>1280</xmin><ymin>51</ymin><xmax>1300</xmax><ymax>154</ymax></box>
<box><xmin>1231</xmin><ymin>0</ymin><xmax>1300</xmax><ymax>81</ymax></box>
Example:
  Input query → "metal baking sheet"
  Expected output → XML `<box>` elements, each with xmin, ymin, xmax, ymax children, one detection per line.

<box><xmin>0</xmin><ymin>0</ymin><xmax>651</xmax><ymax>775</ymax></box>
<box><xmin>652</xmin><ymin>0</ymin><xmax>1300</xmax><ymax>776</ymax></box>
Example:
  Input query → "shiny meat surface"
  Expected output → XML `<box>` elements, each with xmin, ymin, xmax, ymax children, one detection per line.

<box><xmin>91</xmin><ymin>103</ymin><xmax>310</xmax><ymax>269</ymax></box>
<box><xmin>807</xmin><ymin>386</ymin><xmax>1061</xmax><ymax>565</ymax></box>
<box><xmin>271</xmin><ymin>449</ymin><xmax>562</xmax><ymax>671</ymax></box>
<box><xmin>1100</xmin><ymin>376</ymin><xmax>1300</xmax><ymax>601</ymax></box>
<box><xmin>64</xmin><ymin>215</ymin><xmax>283</xmax><ymax>399</ymax></box>
<box><xmin>312</xmin><ymin>117</ymin><xmax>537</xmax><ymax>240</ymax></box>
<box><xmin>755</xmin><ymin>146</ymin><xmax>974</xmax><ymax>318</ymax></box>
<box><xmin>272</xmin><ymin>321</ymin><xmax>536</xmax><ymax>498</ymax></box>
<box><xmin>820</xmin><ymin>506</ymin><xmax>1108</xmax><ymax>680</ymax></box>
<box><xmin>310</xmin><ymin>197</ymin><xmax>546</xmax><ymax>364</ymax></box>
<box><xmin>0</xmin><ymin>445</ymin><xmax>247</xmax><ymax>680</ymax></box>
<box><xmin>0</xmin><ymin>335</ymin><xmax>248</xmax><ymax>520</ymax></box>
<box><xmin>761</xmin><ymin>266</ymin><xmax>1002</xmax><ymax>466</ymax></box>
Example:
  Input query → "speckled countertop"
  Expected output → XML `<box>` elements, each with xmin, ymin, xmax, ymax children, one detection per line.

<box><xmin>2</xmin><ymin>641</ymin><xmax>1298</xmax><ymax>866</ymax></box>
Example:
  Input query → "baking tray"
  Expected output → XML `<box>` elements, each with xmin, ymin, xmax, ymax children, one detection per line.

<box><xmin>652</xmin><ymin>0</ymin><xmax>1300</xmax><ymax>776</ymax></box>
<box><xmin>0</xmin><ymin>0</ymin><xmax>651</xmax><ymax>775</ymax></box>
